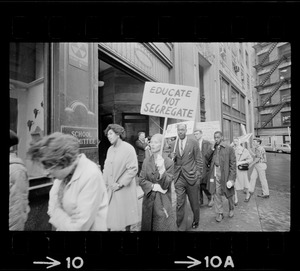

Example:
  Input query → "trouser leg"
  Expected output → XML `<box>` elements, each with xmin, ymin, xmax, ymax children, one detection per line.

<box><xmin>249</xmin><ymin>166</ymin><xmax>258</xmax><ymax>193</ymax></box>
<box><xmin>186</xmin><ymin>181</ymin><xmax>200</xmax><ymax>223</ymax></box>
<box><xmin>199</xmin><ymin>184</ymin><xmax>204</xmax><ymax>204</ymax></box>
<box><xmin>175</xmin><ymin>176</ymin><xmax>187</xmax><ymax>229</ymax></box>
<box><xmin>214</xmin><ymin>179</ymin><xmax>223</xmax><ymax>214</ymax></box>
<box><xmin>202</xmin><ymin>183</ymin><xmax>212</xmax><ymax>201</ymax></box>
<box><xmin>228</xmin><ymin>195</ymin><xmax>234</xmax><ymax>211</ymax></box>
<box><xmin>257</xmin><ymin>163</ymin><xmax>269</xmax><ymax>195</ymax></box>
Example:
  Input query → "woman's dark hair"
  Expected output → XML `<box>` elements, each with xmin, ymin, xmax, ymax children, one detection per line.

<box><xmin>104</xmin><ymin>124</ymin><xmax>126</xmax><ymax>140</ymax></box>
<box><xmin>27</xmin><ymin>132</ymin><xmax>80</xmax><ymax>168</ymax></box>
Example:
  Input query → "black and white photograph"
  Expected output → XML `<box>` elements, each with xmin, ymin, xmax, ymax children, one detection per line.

<box><xmin>9</xmin><ymin>42</ymin><xmax>291</xmax><ymax>232</ymax></box>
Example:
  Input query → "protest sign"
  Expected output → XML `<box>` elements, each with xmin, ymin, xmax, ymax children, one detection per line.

<box><xmin>194</xmin><ymin>121</ymin><xmax>221</xmax><ymax>142</ymax></box>
<box><xmin>165</xmin><ymin>121</ymin><xmax>195</xmax><ymax>138</ymax></box>
<box><xmin>140</xmin><ymin>82</ymin><xmax>199</xmax><ymax>121</ymax></box>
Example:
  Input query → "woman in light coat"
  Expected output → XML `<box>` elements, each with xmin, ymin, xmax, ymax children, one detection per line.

<box><xmin>232</xmin><ymin>137</ymin><xmax>253</xmax><ymax>204</ymax></box>
<box><xmin>139</xmin><ymin>134</ymin><xmax>176</xmax><ymax>231</ymax></box>
<box><xmin>103</xmin><ymin>124</ymin><xmax>139</xmax><ymax>231</ymax></box>
<box><xmin>9</xmin><ymin>130</ymin><xmax>30</xmax><ymax>231</ymax></box>
<box><xmin>27</xmin><ymin>132</ymin><xmax>108</xmax><ymax>231</ymax></box>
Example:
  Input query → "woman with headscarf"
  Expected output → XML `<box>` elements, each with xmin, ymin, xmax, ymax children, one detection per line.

<box><xmin>139</xmin><ymin>133</ymin><xmax>176</xmax><ymax>231</ymax></box>
<box><xmin>232</xmin><ymin>137</ymin><xmax>253</xmax><ymax>204</ymax></box>
<box><xmin>9</xmin><ymin>130</ymin><xmax>30</xmax><ymax>230</ymax></box>
<box><xmin>27</xmin><ymin>132</ymin><xmax>108</xmax><ymax>231</ymax></box>
<box><xmin>102</xmin><ymin>124</ymin><xmax>139</xmax><ymax>231</ymax></box>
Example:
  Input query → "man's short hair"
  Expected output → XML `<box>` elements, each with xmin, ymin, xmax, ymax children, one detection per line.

<box><xmin>253</xmin><ymin>137</ymin><xmax>262</xmax><ymax>144</ymax></box>
<box><xmin>214</xmin><ymin>131</ymin><xmax>223</xmax><ymax>137</ymax></box>
<box><xmin>177</xmin><ymin>123</ymin><xmax>187</xmax><ymax>129</ymax></box>
<box><xmin>138</xmin><ymin>131</ymin><xmax>145</xmax><ymax>137</ymax></box>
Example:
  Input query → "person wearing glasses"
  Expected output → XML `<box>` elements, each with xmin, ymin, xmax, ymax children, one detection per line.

<box><xmin>27</xmin><ymin>132</ymin><xmax>108</xmax><ymax>231</ymax></box>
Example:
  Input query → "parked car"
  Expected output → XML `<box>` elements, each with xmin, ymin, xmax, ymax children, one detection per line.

<box><xmin>262</xmin><ymin>143</ymin><xmax>275</xmax><ymax>152</ymax></box>
<box><xmin>276</xmin><ymin>143</ymin><xmax>291</xmax><ymax>153</ymax></box>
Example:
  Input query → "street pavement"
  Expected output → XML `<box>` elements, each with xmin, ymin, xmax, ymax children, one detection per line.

<box><xmin>134</xmin><ymin>152</ymin><xmax>290</xmax><ymax>232</ymax></box>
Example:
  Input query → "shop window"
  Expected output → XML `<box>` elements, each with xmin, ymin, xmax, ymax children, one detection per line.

<box><xmin>221</xmin><ymin>78</ymin><xmax>229</xmax><ymax>105</ymax></box>
<box><xmin>281</xmin><ymin>111</ymin><xmax>291</xmax><ymax>126</ymax></box>
<box><xmin>9</xmin><ymin>42</ymin><xmax>46</xmax><ymax>178</ymax></box>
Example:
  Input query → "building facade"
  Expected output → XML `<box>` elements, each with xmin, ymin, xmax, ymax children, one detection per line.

<box><xmin>10</xmin><ymin>42</ymin><xmax>256</xmax><ymax>190</ymax></box>
<box><xmin>252</xmin><ymin>42</ymin><xmax>291</xmax><ymax>145</ymax></box>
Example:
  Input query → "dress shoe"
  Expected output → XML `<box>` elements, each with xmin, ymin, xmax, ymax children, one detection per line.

<box><xmin>208</xmin><ymin>198</ymin><xmax>214</xmax><ymax>207</ymax></box>
<box><xmin>192</xmin><ymin>221</ymin><xmax>199</xmax><ymax>229</ymax></box>
<box><xmin>244</xmin><ymin>193</ymin><xmax>252</xmax><ymax>202</ymax></box>
<box><xmin>229</xmin><ymin>210</ymin><xmax>234</xmax><ymax>218</ymax></box>
<box><xmin>257</xmin><ymin>194</ymin><xmax>269</xmax><ymax>199</ymax></box>
<box><xmin>216</xmin><ymin>213</ymin><xmax>224</xmax><ymax>222</ymax></box>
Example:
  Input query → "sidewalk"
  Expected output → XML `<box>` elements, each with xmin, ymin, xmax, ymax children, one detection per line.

<box><xmin>134</xmin><ymin>183</ymin><xmax>290</xmax><ymax>232</ymax></box>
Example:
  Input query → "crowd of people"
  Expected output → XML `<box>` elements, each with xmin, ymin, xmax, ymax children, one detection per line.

<box><xmin>9</xmin><ymin>123</ymin><xmax>270</xmax><ymax>231</ymax></box>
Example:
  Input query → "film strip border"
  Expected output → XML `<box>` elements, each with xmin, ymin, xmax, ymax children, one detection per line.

<box><xmin>3</xmin><ymin>1</ymin><xmax>298</xmax><ymax>41</ymax></box>
<box><xmin>2</xmin><ymin>232</ymin><xmax>293</xmax><ymax>270</ymax></box>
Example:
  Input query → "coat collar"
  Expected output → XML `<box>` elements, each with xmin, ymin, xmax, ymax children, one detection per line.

<box><xmin>67</xmin><ymin>153</ymin><xmax>86</xmax><ymax>184</ymax></box>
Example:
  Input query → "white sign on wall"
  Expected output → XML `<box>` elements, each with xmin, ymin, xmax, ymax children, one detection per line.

<box><xmin>194</xmin><ymin>121</ymin><xmax>221</xmax><ymax>142</ymax></box>
<box><xmin>165</xmin><ymin>121</ymin><xmax>195</xmax><ymax>138</ymax></box>
<box><xmin>69</xmin><ymin>43</ymin><xmax>89</xmax><ymax>71</ymax></box>
<box><xmin>140</xmin><ymin>82</ymin><xmax>199</xmax><ymax>121</ymax></box>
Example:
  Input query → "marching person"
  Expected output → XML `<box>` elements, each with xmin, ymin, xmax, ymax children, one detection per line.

<box><xmin>232</xmin><ymin>137</ymin><xmax>253</xmax><ymax>204</ymax></box>
<box><xmin>193</xmin><ymin>126</ymin><xmax>214</xmax><ymax>207</ymax></box>
<box><xmin>9</xmin><ymin>130</ymin><xmax>30</xmax><ymax>231</ymax></box>
<box><xmin>172</xmin><ymin>123</ymin><xmax>202</xmax><ymax>230</ymax></box>
<box><xmin>27</xmin><ymin>132</ymin><xmax>108</xmax><ymax>231</ymax></box>
<box><xmin>139</xmin><ymin>133</ymin><xmax>176</xmax><ymax>231</ymax></box>
<box><xmin>135</xmin><ymin>131</ymin><xmax>151</xmax><ymax>176</ymax></box>
<box><xmin>248</xmin><ymin>138</ymin><xmax>270</xmax><ymax>199</ymax></box>
<box><xmin>206</xmin><ymin>131</ymin><xmax>236</xmax><ymax>222</ymax></box>
<box><xmin>103</xmin><ymin>124</ymin><xmax>139</xmax><ymax>231</ymax></box>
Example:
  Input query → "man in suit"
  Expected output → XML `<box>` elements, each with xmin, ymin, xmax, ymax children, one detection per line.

<box><xmin>135</xmin><ymin>132</ymin><xmax>150</xmax><ymax>176</ymax></box>
<box><xmin>172</xmin><ymin>123</ymin><xmax>203</xmax><ymax>230</ymax></box>
<box><xmin>205</xmin><ymin>131</ymin><xmax>236</xmax><ymax>222</ymax></box>
<box><xmin>193</xmin><ymin>127</ymin><xmax>214</xmax><ymax>207</ymax></box>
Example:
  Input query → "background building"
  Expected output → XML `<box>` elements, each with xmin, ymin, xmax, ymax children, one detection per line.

<box><xmin>9</xmin><ymin>42</ymin><xmax>256</xmax><ymax>230</ymax></box>
<box><xmin>252</xmin><ymin>42</ymin><xmax>291</xmax><ymax>146</ymax></box>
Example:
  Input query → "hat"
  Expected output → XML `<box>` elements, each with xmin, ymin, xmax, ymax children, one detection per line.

<box><xmin>10</xmin><ymin>130</ymin><xmax>19</xmax><ymax>147</ymax></box>
<box><xmin>194</xmin><ymin>123</ymin><xmax>203</xmax><ymax>133</ymax></box>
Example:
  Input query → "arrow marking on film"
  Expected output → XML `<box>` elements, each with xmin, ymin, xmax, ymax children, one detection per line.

<box><xmin>175</xmin><ymin>256</ymin><xmax>201</xmax><ymax>268</ymax></box>
<box><xmin>33</xmin><ymin>256</ymin><xmax>61</xmax><ymax>269</ymax></box>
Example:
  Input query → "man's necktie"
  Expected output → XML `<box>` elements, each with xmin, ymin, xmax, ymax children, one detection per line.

<box><xmin>180</xmin><ymin>140</ymin><xmax>184</xmax><ymax>155</ymax></box>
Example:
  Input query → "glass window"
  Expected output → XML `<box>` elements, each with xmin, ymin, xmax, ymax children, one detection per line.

<box><xmin>281</xmin><ymin>111</ymin><xmax>291</xmax><ymax>126</ymax></box>
<box><xmin>261</xmin><ymin>114</ymin><xmax>273</xmax><ymax>127</ymax></box>
<box><xmin>233</xmin><ymin>122</ymin><xmax>240</xmax><ymax>138</ymax></box>
<box><xmin>10</xmin><ymin>43</ymin><xmax>46</xmax><ymax>178</ymax></box>
<box><xmin>280</xmin><ymin>89</ymin><xmax>291</xmax><ymax>102</ymax></box>
<box><xmin>231</xmin><ymin>88</ymin><xmax>239</xmax><ymax>110</ymax></box>
<box><xmin>221</xmin><ymin>78</ymin><xmax>229</xmax><ymax>105</ymax></box>
<box><xmin>245</xmin><ymin>50</ymin><xmax>249</xmax><ymax>68</ymax></box>
<box><xmin>279</xmin><ymin>66</ymin><xmax>291</xmax><ymax>80</ymax></box>
<box><xmin>223</xmin><ymin>118</ymin><xmax>231</xmax><ymax>144</ymax></box>
<box><xmin>240</xmin><ymin>95</ymin><xmax>245</xmax><ymax>113</ymax></box>
<box><xmin>260</xmin><ymin>94</ymin><xmax>271</xmax><ymax>105</ymax></box>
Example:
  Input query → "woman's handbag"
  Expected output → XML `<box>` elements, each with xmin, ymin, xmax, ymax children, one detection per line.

<box><xmin>238</xmin><ymin>163</ymin><xmax>249</xmax><ymax>170</ymax></box>
<box><xmin>237</xmin><ymin>148</ymin><xmax>249</xmax><ymax>171</ymax></box>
